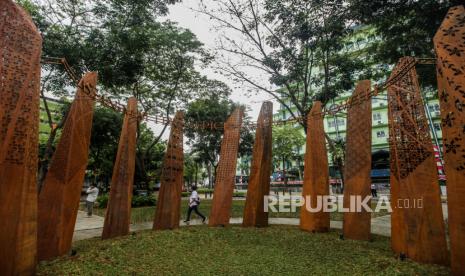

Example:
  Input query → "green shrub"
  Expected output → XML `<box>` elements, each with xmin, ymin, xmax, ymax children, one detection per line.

<box><xmin>132</xmin><ymin>194</ymin><xmax>157</xmax><ymax>207</ymax></box>
<box><xmin>181</xmin><ymin>192</ymin><xmax>190</xmax><ymax>197</ymax></box>
<box><xmin>96</xmin><ymin>194</ymin><xmax>109</xmax><ymax>208</ymax></box>
<box><xmin>96</xmin><ymin>194</ymin><xmax>156</xmax><ymax>208</ymax></box>
<box><xmin>233</xmin><ymin>191</ymin><xmax>246</xmax><ymax>197</ymax></box>
<box><xmin>197</xmin><ymin>188</ymin><xmax>214</xmax><ymax>194</ymax></box>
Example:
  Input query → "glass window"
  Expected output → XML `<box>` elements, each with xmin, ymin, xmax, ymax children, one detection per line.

<box><xmin>373</xmin><ymin>113</ymin><xmax>382</xmax><ymax>121</ymax></box>
<box><xmin>376</xmin><ymin>131</ymin><xmax>386</xmax><ymax>138</ymax></box>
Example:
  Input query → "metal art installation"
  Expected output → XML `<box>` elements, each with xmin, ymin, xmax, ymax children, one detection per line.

<box><xmin>209</xmin><ymin>108</ymin><xmax>244</xmax><ymax>227</ymax></box>
<box><xmin>102</xmin><ymin>98</ymin><xmax>138</xmax><ymax>239</ymax></box>
<box><xmin>0</xmin><ymin>1</ymin><xmax>42</xmax><ymax>274</ymax></box>
<box><xmin>243</xmin><ymin>102</ymin><xmax>273</xmax><ymax>227</ymax></box>
<box><xmin>434</xmin><ymin>5</ymin><xmax>465</xmax><ymax>274</ymax></box>
<box><xmin>300</xmin><ymin>102</ymin><xmax>330</xmax><ymax>232</ymax></box>
<box><xmin>37</xmin><ymin>72</ymin><xmax>97</xmax><ymax>261</ymax></box>
<box><xmin>387</xmin><ymin>57</ymin><xmax>448</xmax><ymax>265</ymax></box>
<box><xmin>342</xmin><ymin>80</ymin><xmax>372</xmax><ymax>241</ymax></box>
<box><xmin>153</xmin><ymin>111</ymin><xmax>184</xmax><ymax>230</ymax></box>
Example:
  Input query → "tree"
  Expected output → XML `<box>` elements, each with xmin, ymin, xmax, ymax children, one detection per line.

<box><xmin>185</xmin><ymin>95</ymin><xmax>254</xmax><ymax>188</ymax></box>
<box><xmin>272</xmin><ymin>125</ymin><xmax>305</xmax><ymax>186</ymax></box>
<box><xmin>199</xmin><ymin>0</ymin><xmax>363</xmax><ymax>132</ymax></box>
<box><xmin>23</xmin><ymin>0</ymin><xmax>231</xmax><ymax>186</ymax></box>
<box><xmin>348</xmin><ymin>0</ymin><xmax>462</xmax><ymax>86</ymax></box>
<box><xmin>85</xmin><ymin>107</ymin><xmax>167</xmax><ymax>192</ymax></box>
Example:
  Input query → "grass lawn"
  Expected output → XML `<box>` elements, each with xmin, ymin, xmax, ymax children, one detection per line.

<box><xmin>37</xmin><ymin>225</ymin><xmax>449</xmax><ymax>275</ymax></box>
<box><xmin>84</xmin><ymin>199</ymin><xmax>389</xmax><ymax>224</ymax></box>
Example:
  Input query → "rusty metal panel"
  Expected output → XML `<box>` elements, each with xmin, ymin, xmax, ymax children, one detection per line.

<box><xmin>434</xmin><ymin>5</ymin><xmax>465</xmax><ymax>274</ymax></box>
<box><xmin>102</xmin><ymin>98</ymin><xmax>138</xmax><ymax>239</ymax></box>
<box><xmin>0</xmin><ymin>1</ymin><xmax>42</xmax><ymax>274</ymax></box>
<box><xmin>243</xmin><ymin>102</ymin><xmax>272</xmax><ymax>227</ymax></box>
<box><xmin>387</xmin><ymin>57</ymin><xmax>448</xmax><ymax>265</ymax></box>
<box><xmin>300</xmin><ymin>102</ymin><xmax>330</xmax><ymax>232</ymax></box>
<box><xmin>209</xmin><ymin>108</ymin><xmax>243</xmax><ymax>227</ymax></box>
<box><xmin>343</xmin><ymin>80</ymin><xmax>372</xmax><ymax>241</ymax></box>
<box><xmin>153</xmin><ymin>111</ymin><xmax>184</xmax><ymax>230</ymax></box>
<box><xmin>37</xmin><ymin>72</ymin><xmax>97</xmax><ymax>261</ymax></box>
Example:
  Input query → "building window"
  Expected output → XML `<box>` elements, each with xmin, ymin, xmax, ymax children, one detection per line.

<box><xmin>327</xmin><ymin>118</ymin><xmax>345</xmax><ymax>128</ymax></box>
<box><xmin>373</xmin><ymin>113</ymin><xmax>382</xmax><ymax>121</ymax></box>
<box><xmin>376</xmin><ymin>131</ymin><xmax>386</xmax><ymax>138</ymax></box>
<box><xmin>428</xmin><ymin>104</ymin><xmax>440</xmax><ymax>112</ymax></box>
<box><xmin>433</xmin><ymin>123</ymin><xmax>441</xmax><ymax>131</ymax></box>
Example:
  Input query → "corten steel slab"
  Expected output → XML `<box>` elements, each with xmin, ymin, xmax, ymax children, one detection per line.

<box><xmin>0</xmin><ymin>1</ymin><xmax>42</xmax><ymax>274</ymax></box>
<box><xmin>300</xmin><ymin>102</ymin><xmax>330</xmax><ymax>232</ymax></box>
<box><xmin>38</xmin><ymin>72</ymin><xmax>97</xmax><ymax>261</ymax></box>
<box><xmin>153</xmin><ymin>111</ymin><xmax>184</xmax><ymax>230</ymax></box>
<box><xmin>342</xmin><ymin>80</ymin><xmax>372</xmax><ymax>241</ymax></box>
<box><xmin>434</xmin><ymin>5</ymin><xmax>465</xmax><ymax>274</ymax></box>
<box><xmin>387</xmin><ymin>57</ymin><xmax>448</xmax><ymax>265</ymax></box>
<box><xmin>243</xmin><ymin>102</ymin><xmax>272</xmax><ymax>227</ymax></box>
<box><xmin>102</xmin><ymin>98</ymin><xmax>138</xmax><ymax>239</ymax></box>
<box><xmin>209</xmin><ymin>108</ymin><xmax>243</xmax><ymax>227</ymax></box>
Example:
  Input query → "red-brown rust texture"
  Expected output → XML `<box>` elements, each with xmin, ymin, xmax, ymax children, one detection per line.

<box><xmin>300</xmin><ymin>102</ymin><xmax>330</xmax><ymax>232</ymax></box>
<box><xmin>0</xmin><ymin>1</ymin><xmax>42</xmax><ymax>274</ymax></box>
<box><xmin>102</xmin><ymin>98</ymin><xmax>138</xmax><ymax>239</ymax></box>
<box><xmin>343</xmin><ymin>80</ymin><xmax>372</xmax><ymax>241</ymax></box>
<box><xmin>434</xmin><ymin>5</ymin><xmax>465</xmax><ymax>274</ymax></box>
<box><xmin>38</xmin><ymin>72</ymin><xmax>97</xmax><ymax>261</ymax></box>
<box><xmin>243</xmin><ymin>102</ymin><xmax>272</xmax><ymax>227</ymax></box>
<box><xmin>387</xmin><ymin>57</ymin><xmax>448</xmax><ymax>265</ymax></box>
<box><xmin>153</xmin><ymin>111</ymin><xmax>184</xmax><ymax>230</ymax></box>
<box><xmin>209</xmin><ymin>108</ymin><xmax>243</xmax><ymax>227</ymax></box>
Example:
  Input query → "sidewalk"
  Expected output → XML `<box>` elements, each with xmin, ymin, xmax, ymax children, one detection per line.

<box><xmin>73</xmin><ymin>211</ymin><xmax>390</xmax><ymax>241</ymax></box>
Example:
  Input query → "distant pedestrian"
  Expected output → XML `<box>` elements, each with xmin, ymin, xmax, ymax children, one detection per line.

<box><xmin>371</xmin><ymin>183</ymin><xmax>377</xmax><ymax>198</ymax></box>
<box><xmin>86</xmin><ymin>185</ymin><xmax>99</xmax><ymax>217</ymax></box>
<box><xmin>184</xmin><ymin>186</ymin><xmax>206</xmax><ymax>224</ymax></box>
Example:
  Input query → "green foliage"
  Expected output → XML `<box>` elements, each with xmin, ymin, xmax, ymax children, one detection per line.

<box><xmin>96</xmin><ymin>194</ymin><xmax>156</xmax><ymax>209</ymax></box>
<box><xmin>185</xmin><ymin>94</ymin><xmax>254</xmax><ymax>185</ymax></box>
<box><xmin>272</xmin><ymin>125</ymin><xmax>305</xmax><ymax>171</ymax></box>
<box><xmin>131</xmin><ymin>195</ymin><xmax>157</xmax><ymax>208</ymax></box>
<box><xmin>348</xmin><ymin>0</ymin><xmax>462</xmax><ymax>86</ymax></box>
<box><xmin>200</xmin><ymin>0</ymin><xmax>363</xmax><ymax>132</ymax></box>
<box><xmin>87</xmin><ymin>107</ymin><xmax>123</xmax><ymax>185</ymax></box>
<box><xmin>96</xmin><ymin>194</ymin><xmax>109</xmax><ymax>208</ymax></box>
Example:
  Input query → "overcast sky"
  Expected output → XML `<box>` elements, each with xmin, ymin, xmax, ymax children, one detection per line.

<box><xmin>163</xmin><ymin>0</ymin><xmax>277</xmax><ymax>121</ymax></box>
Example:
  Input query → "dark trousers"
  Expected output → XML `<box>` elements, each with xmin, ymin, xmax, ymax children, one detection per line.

<box><xmin>86</xmin><ymin>200</ymin><xmax>94</xmax><ymax>216</ymax></box>
<box><xmin>371</xmin><ymin>189</ymin><xmax>377</xmax><ymax>198</ymax></box>
<box><xmin>186</xmin><ymin>205</ymin><xmax>205</xmax><ymax>221</ymax></box>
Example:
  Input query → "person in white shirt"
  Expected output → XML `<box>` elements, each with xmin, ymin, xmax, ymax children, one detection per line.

<box><xmin>371</xmin><ymin>183</ymin><xmax>377</xmax><ymax>198</ymax></box>
<box><xmin>85</xmin><ymin>185</ymin><xmax>99</xmax><ymax>217</ymax></box>
<box><xmin>183</xmin><ymin>186</ymin><xmax>206</xmax><ymax>224</ymax></box>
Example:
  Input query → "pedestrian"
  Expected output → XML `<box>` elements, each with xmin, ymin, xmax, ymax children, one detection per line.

<box><xmin>85</xmin><ymin>184</ymin><xmax>99</xmax><ymax>217</ymax></box>
<box><xmin>183</xmin><ymin>186</ymin><xmax>206</xmax><ymax>224</ymax></box>
<box><xmin>371</xmin><ymin>183</ymin><xmax>377</xmax><ymax>198</ymax></box>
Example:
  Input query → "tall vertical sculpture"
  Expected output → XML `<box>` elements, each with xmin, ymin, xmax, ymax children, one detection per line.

<box><xmin>38</xmin><ymin>72</ymin><xmax>97</xmax><ymax>261</ymax></box>
<box><xmin>102</xmin><ymin>98</ymin><xmax>138</xmax><ymax>239</ymax></box>
<box><xmin>387</xmin><ymin>57</ymin><xmax>448</xmax><ymax>265</ymax></box>
<box><xmin>300</xmin><ymin>102</ymin><xmax>330</xmax><ymax>232</ymax></box>
<box><xmin>0</xmin><ymin>1</ymin><xmax>42</xmax><ymax>274</ymax></box>
<box><xmin>243</xmin><ymin>102</ymin><xmax>272</xmax><ymax>227</ymax></box>
<box><xmin>434</xmin><ymin>5</ymin><xmax>465</xmax><ymax>274</ymax></box>
<box><xmin>153</xmin><ymin>111</ymin><xmax>184</xmax><ymax>230</ymax></box>
<box><xmin>209</xmin><ymin>108</ymin><xmax>243</xmax><ymax>226</ymax></box>
<box><xmin>343</xmin><ymin>80</ymin><xmax>372</xmax><ymax>241</ymax></box>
